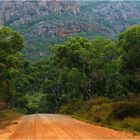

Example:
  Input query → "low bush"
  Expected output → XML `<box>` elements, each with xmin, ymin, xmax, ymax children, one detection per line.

<box><xmin>59</xmin><ymin>98</ymin><xmax>85</xmax><ymax>115</ymax></box>
<box><xmin>0</xmin><ymin>109</ymin><xmax>22</xmax><ymax>128</ymax></box>
<box><xmin>0</xmin><ymin>102</ymin><xmax>8</xmax><ymax>110</ymax></box>
<box><xmin>39</xmin><ymin>94</ymin><xmax>57</xmax><ymax>113</ymax></box>
<box><xmin>90</xmin><ymin>103</ymin><xmax>111</xmax><ymax>123</ymax></box>
<box><xmin>59</xmin><ymin>96</ymin><xmax>140</xmax><ymax>133</ymax></box>
<box><xmin>109</xmin><ymin>101</ymin><xmax>140</xmax><ymax>120</ymax></box>
<box><xmin>123</xmin><ymin>117</ymin><xmax>140</xmax><ymax>131</ymax></box>
<box><xmin>92</xmin><ymin>97</ymin><xmax>111</xmax><ymax>105</ymax></box>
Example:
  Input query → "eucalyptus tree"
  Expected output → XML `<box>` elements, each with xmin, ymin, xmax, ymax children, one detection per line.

<box><xmin>0</xmin><ymin>27</ymin><xmax>24</xmax><ymax>103</ymax></box>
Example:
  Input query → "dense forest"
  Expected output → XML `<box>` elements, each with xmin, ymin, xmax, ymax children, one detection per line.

<box><xmin>0</xmin><ymin>25</ymin><xmax>140</xmax><ymax>132</ymax></box>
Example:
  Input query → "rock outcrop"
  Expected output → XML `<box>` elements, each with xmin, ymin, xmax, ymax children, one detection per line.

<box><xmin>0</xmin><ymin>0</ymin><xmax>140</xmax><ymax>59</ymax></box>
<box><xmin>0</xmin><ymin>0</ymin><xmax>79</xmax><ymax>26</ymax></box>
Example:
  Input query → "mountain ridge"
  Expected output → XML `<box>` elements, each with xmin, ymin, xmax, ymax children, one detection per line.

<box><xmin>0</xmin><ymin>0</ymin><xmax>140</xmax><ymax>59</ymax></box>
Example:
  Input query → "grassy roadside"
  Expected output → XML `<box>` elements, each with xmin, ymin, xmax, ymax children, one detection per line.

<box><xmin>60</xmin><ymin>96</ymin><xmax>140</xmax><ymax>135</ymax></box>
<box><xmin>71</xmin><ymin>114</ymin><xmax>140</xmax><ymax>136</ymax></box>
<box><xmin>0</xmin><ymin>109</ymin><xmax>22</xmax><ymax>129</ymax></box>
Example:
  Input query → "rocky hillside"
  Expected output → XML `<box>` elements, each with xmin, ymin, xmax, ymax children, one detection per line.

<box><xmin>0</xmin><ymin>0</ymin><xmax>140</xmax><ymax>59</ymax></box>
<box><xmin>80</xmin><ymin>1</ymin><xmax>140</xmax><ymax>32</ymax></box>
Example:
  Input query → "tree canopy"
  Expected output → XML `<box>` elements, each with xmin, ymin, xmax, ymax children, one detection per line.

<box><xmin>119</xmin><ymin>25</ymin><xmax>140</xmax><ymax>94</ymax></box>
<box><xmin>0</xmin><ymin>27</ymin><xmax>24</xmax><ymax>103</ymax></box>
<box><xmin>0</xmin><ymin>25</ymin><xmax>139</xmax><ymax>114</ymax></box>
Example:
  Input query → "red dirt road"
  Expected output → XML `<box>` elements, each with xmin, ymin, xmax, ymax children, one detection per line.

<box><xmin>1</xmin><ymin>114</ymin><xmax>140</xmax><ymax>139</ymax></box>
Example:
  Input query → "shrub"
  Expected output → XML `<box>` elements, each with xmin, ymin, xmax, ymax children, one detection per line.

<box><xmin>0</xmin><ymin>102</ymin><xmax>8</xmax><ymax>110</ymax></box>
<box><xmin>92</xmin><ymin>97</ymin><xmax>111</xmax><ymax>105</ymax></box>
<box><xmin>59</xmin><ymin>98</ymin><xmax>84</xmax><ymax>115</ymax></box>
<box><xmin>0</xmin><ymin>109</ymin><xmax>22</xmax><ymax>128</ymax></box>
<box><xmin>60</xmin><ymin>96</ymin><xmax>140</xmax><ymax>133</ymax></box>
<box><xmin>123</xmin><ymin>117</ymin><xmax>140</xmax><ymax>131</ymax></box>
<box><xmin>109</xmin><ymin>101</ymin><xmax>140</xmax><ymax>120</ymax></box>
<box><xmin>40</xmin><ymin>94</ymin><xmax>57</xmax><ymax>113</ymax></box>
<box><xmin>93</xmin><ymin>115</ymin><xmax>101</xmax><ymax>122</ymax></box>
<box><xmin>90</xmin><ymin>103</ymin><xmax>111</xmax><ymax>124</ymax></box>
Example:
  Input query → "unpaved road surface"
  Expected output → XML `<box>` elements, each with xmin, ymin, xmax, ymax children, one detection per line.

<box><xmin>1</xmin><ymin>114</ymin><xmax>140</xmax><ymax>139</ymax></box>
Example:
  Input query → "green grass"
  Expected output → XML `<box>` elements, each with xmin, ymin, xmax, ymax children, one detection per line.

<box><xmin>0</xmin><ymin>109</ymin><xmax>22</xmax><ymax>129</ymax></box>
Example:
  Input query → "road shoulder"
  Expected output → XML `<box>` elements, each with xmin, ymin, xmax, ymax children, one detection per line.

<box><xmin>0</xmin><ymin>118</ymin><xmax>21</xmax><ymax>139</ymax></box>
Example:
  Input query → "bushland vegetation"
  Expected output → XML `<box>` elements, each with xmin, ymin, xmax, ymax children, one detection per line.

<box><xmin>0</xmin><ymin>25</ymin><xmax>139</xmax><ymax>132</ymax></box>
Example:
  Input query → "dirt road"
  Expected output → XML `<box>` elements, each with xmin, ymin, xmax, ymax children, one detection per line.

<box><xmin>2</xmin><ymin>114</ymin><xmax>140</xmax><ymax>139</ymax></box>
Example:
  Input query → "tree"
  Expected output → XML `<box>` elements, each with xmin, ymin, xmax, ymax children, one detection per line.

<box><xmin>119</xmin><ymin>25</ymin><xmax>140</xmax><ymax>94</ymax></box>
<box><xmin>0</xmin><ymin>27</ymin><xmax>24</xmax><ymax>103</ymax></box>
<box><xmin>46</xmin><ymin>36</ymin><xmax>120</xmax><ymax>102</ymax></box>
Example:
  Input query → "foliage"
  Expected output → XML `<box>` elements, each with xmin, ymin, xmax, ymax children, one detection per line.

<box><xmin>10</xmin><ymin>25</ymin><xmax>139</xmax><ymax>116</ymax></box>
<box><xmin>0</xmin><ymin>109</ymin><xmax>22</xmax><ymax>128</ymax></box>
<box><xmin>123</xmin><ymin>117</ymin><xmax>140</xmax><ymax>131</ymax></box>
<box><xmin>44</xmin><ymin>36</ymin><xmax>121</xmax><ymax>104</ymax></box>
<box><xmin>25</xmin><ymin>94</ymin><xmax>44</xmax><ymax>114</ymax></box>
<box><xmin>119</xmin><ymin>25</ymin><xmax>140</xmax><ymax>94</ymax></box>
<box><xmin>108</xmin><ymin>101</ymin><xmax>140</xmax><ymax>120</ymax></box>
<box><xmin>0</xmin><ymin>25</ymin><xmax>140</xmax><ymax>134</ymax></box>
<box><xmin>60</xmin><ymin>96</ymin><xmax>140</xmax><ymax>132</ymax></box>
<box><xmin>0</xmin><ymin>27</ymin><xmax>24</xmax><ymax>103</ymax></box>
<box><xmin>39</xmin><ymin>94</ymin><xmax>58</xmax><ymax>113</ymax></box>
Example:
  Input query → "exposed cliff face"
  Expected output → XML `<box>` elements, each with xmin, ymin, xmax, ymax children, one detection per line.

<box><xmin>80</xmin><ymin>1</ymin><xmax>140</xmax><ymax>33</ymax></box>
<box><xmin>0</xmin><ymin>0</ymin><xmax>81</xmax><ymax>59</ymax></box>
<box><xmin>0</xmin><ymin>0</ymin><xmax>79</xmax><ymax>26</ymax></box>
<box><xmin>0</xmin><ymin>0</ymin><xmax>140</xmax><ymax>59</ymax></box>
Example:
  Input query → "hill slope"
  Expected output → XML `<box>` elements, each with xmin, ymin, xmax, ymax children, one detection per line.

<box><xmin>0</xmin><ymin>0</ymin><xmax>140</xmax><ymax>59</ymax></box>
